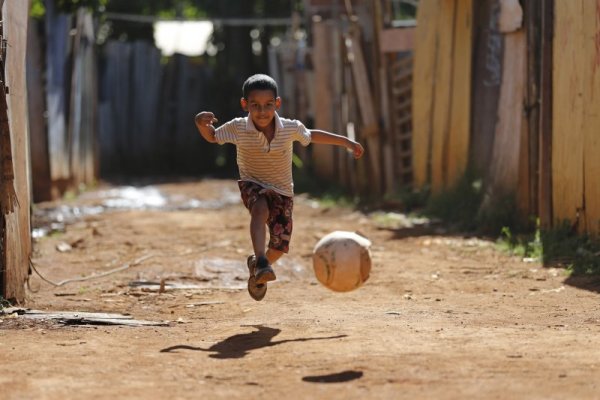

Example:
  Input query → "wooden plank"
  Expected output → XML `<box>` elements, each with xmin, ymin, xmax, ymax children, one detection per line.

<box><xmin>523</xmin><ymin>0</ymin><xmax>542</xmax><ymax>224</ymax></box>
<box><xmin>583</xmin><ymin>0</ymin><xmax>600</xmax><ymax>235</ymax></box>
<box><xmin>411</xmin><ymin>0</ymin><xmax>441</xmax><ymax>187</ymax></box>
<box><xmin>379</xmin><ymin>27</ymin><xmax>415</xmax><ymax>53</ymax></box>
<box><xmin>14</xmin><ymin>309</ymin><xmax>169</xmax><ymax>327</ymax></box>
<box><xmin>3</xmin><ymin>0</ymin><xmax>30</xmax><ymax>302</ymax></box>
<box><xmin>311</xmin><ymin>18</ymin><xmax>336</xmax><ymax>181</ymax></box>
<box><xmin>87</xmin><ymin>33</ymin><xmax>100</xmax><ymax>183</ymax></box>
<box><xmin>26</xmin><ymin>20</ymin><xmax>52</xmax><ymax>202</ymax></box>
<box><xmin>538</xmin><ymin>0</ymin><xmax>553</xmax><ymax>230</ymax></box>
<box><xmin>79</xmin><ymin>12</ymin><xmax>98</xmax><ymax>185</ymax></box>
<box><xmin>446</xmin><ymin>0</ymin><xmax>473</xmax><ymax>188</ymax></box>
<box><xmin>470</xmin><ymin>0</ymin><xmax>503</xmax><ymax>178</ymax></box>
<box><xmin>517</xmin><ymin>73</ymin><xmax>531</xmax><ymax>221</ymax></box>
<box><xmin>498</xmin><ymin>1</ymin><xmax>530</xmax><ymax>220</ymax></box>
<box><xmin>68</xmin><ymin>9</ymin><xmax>85</xmax><ymax>187</ymax></box>
<box><xmin>430</xmin><ymin>0</ymin><xmax>456</xmax><ymax>192</ymax></box>
<box><xmin>485</xmin><ymin>31</ymin><xmax>526</xmax><ymax>200</ymax></box>
<box><xmin>347</xmin><ymin>26</ymin><xmax>379</xmax><ymax>137</ymax></box>
<box><xmin>552</xmin><ymin>1</ymin><xmax>585</xmax><ymax>229</ymax></box>
<box><xmin>331</xmin><ymin>26</ymin><xmax>346</xmax><ymax>191</ymax></box>
<box><xmin>374</xmin><ymin>0</ymin><xmax>394</xmax><ymax>196</ymax></box>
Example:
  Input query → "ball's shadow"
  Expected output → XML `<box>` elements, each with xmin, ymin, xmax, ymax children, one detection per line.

<box><xmin>302</xmin><ymin>370</ymin><xmax>364</xmax><ymax>383</ymax></box>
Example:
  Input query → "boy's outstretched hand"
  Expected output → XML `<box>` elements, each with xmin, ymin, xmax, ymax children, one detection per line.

<box><xmin>351</xmin><ymin>141</ymin><xmax>365</xmax><ymax>159</ymax></box>
<box><xmin>195</xmin><ymin>111</ymin><xmax>219</xmax><ymax>143</ymax></box>
<box><xmin>195</xmin><ymin>111</ymin><xmax>218</xmax><ymax>127</ymax></box>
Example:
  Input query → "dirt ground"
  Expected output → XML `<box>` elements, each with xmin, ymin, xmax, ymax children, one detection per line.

<box><xmin>2</xmin><ymin>178</ymin><xmax>600</xmax><ymax>399</ymax></box>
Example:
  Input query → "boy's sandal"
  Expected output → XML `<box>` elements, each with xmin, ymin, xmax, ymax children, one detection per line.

<box><xmin>247</xmin><ymin>255</ymin><xmax>267</xmax><ymax>301</ymax></box>
<box><xmin>254</xmin><ymin>255</ymin><xmax>276</xmax><ymax>285</ymax></box>
<box><xmin>254</xmin><ymin>265</ymin><xmax>276</xmax><ymax>285</ymax></box>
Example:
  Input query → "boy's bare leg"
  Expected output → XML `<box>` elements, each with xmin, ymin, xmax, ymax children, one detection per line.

<box><xmin>266</xmin><ymin>248</ymin><xmax>284</xmax><ymax>265</ymax></box>
<box><xmin>250</xmin><ymin>198</ymin><xmax>285</xmax><ymax>264</ymax></box>
<box><xmin>250</xmin><ymin>196</ymin><xmax>269</xmax><ymax>260</ymax></box>
<box><xmin>249</xmin><ymin>197</ymin><xmax>276</xmax><ymax>284</ymax></box>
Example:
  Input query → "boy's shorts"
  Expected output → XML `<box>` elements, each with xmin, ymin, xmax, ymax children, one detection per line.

<box><xmin>238</xmin><ymin>180</ymin><xmax>293</xmax><ymax>253</ymax></box>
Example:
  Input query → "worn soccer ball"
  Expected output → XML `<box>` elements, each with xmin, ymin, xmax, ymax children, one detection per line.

<box><xmin>312</xmin><ymin>231</ymin><xmax>372</xmax><ymax>292</ymax></box>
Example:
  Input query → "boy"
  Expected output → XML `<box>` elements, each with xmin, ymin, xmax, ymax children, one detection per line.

<box><xmin>195</xmin><ymin>74</ymin><xmax>364</xmax><ymax>301</ymax></box>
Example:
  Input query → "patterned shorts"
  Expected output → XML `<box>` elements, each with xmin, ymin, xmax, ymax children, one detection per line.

<box><xmin>238</xmin><ymin>180</ymin><xmax>294</xmax><ymax>253</ymax></box>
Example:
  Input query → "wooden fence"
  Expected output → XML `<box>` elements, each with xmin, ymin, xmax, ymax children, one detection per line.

<box><xmin>412</xmin><ymin>0</ymin><xmax>472</xmax><ymax>194</ymax></box>
<box><xmin>411</xmin><ymin>0</ymin><xmax>600</xmax><ymax>236</ymax></box>
<box><xmin>553</xmin><ymin>1</ymin><xmax>600</xmax><ymax>235</ymax></box>
<box><xmin>299</xmin><ymin>2</ymin><xmax>416</xmax><ymax>200</ymax></box>
<box><xmin>413</xmin><ymin>0</ymin><xmax>541</xmax><ymax>222</ymax></box>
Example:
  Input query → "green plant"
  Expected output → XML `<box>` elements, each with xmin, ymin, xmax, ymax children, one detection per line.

<box><xmin>497</xmin><ymin>222</ymin><xmax>543</xmax><ymax>261</ymax></box>
<box><xmin>423</xmin><ymin>169</ymin><xmax>526</xmax><ymax>235</ymax></box>
<box><xmin>498</xmin><ymin>220</ymin><xmax>600</xmax><ymax>275</ymax></box>
<box><xmin>0</xmin><ymin>296</ymin><xmax>11</xmax><ymax>311</ymax></box>
<box><xmin>540</xmin><ymin>221</ymin><xmax>600</xmax><ymax>275</ymax></box>
<box><xmin>424</xmin><ymin>172</ymin><xmax>484</xmax><ymax>232</ymax></box>
<box><xmin>382</xmin><ymin>186</ymin><xmax>429</xmax><ymax>212</ymax></box>
<box><xmin>30</xmin><ymin>0</ymin><xmax>45</xmax><ymax>19</ymax></box>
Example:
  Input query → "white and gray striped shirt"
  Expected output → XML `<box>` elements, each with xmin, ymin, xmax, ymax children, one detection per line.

<box><xmin>215</xmin><ymin>113</ymin><xmax>311</xmax><ymax>197</ymax></box>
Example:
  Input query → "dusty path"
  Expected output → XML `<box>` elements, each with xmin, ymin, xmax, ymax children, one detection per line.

<box><xmin>2</xmin><ymin>178</ymin><xmax>600</xmax><ymax>399</ymax></box>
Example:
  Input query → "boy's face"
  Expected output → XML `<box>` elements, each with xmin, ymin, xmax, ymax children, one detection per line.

<box><xmin>241</xmin><ymin>89</ymin><xmax>281</xmax><ymax>131</ymax></box>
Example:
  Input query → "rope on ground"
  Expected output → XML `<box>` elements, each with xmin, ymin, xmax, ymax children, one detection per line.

<box><xmin>28</xmin><ymin>254</ymin><xmax>154</xmax><ymax>287</ymax></box>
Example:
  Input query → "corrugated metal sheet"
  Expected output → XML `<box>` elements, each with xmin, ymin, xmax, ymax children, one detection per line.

<box><xmin>69</xmin><ymin>9</ymin><xmax>98</xmax><ymax>186</ymax></box>
<box><xmin>99</xmin><ymin>40</ymin><xmax>214</xmax><ymax>176</ymax></box>
<box><xmin>45</xmin><ymin>3</ymin><xmax>71</xmax><ymax>182</ymax></box>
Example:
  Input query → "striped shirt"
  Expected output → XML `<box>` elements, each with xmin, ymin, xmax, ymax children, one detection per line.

<box><xmin>215</xmin><ymin>112</ymin><xmax>312</xmax><ymax>197</ymax></box>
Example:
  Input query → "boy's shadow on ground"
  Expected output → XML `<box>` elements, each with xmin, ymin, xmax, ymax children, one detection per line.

<box><xmin>160</xmin><ymin>325</ymin><xmax>347</xmax><ymax>359</ymax></box>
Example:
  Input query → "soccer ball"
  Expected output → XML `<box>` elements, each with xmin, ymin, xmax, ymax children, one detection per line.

<box><xmin>312</xmin><ymin>231</ymin><xmax>372</xmax><ymax>292</ymax></box>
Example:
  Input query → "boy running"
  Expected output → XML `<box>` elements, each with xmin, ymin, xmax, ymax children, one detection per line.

<box><xmin>195</xmin><ymin>74</ymin><xmax>364</xmax><ymax>301</ymax></box>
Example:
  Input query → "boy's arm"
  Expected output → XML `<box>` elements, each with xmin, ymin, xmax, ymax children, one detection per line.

<box><xmin>194</xmin><ymin>111</ymin><xmax>218</xmax><ymax>143</ymax></box>
<box><xmin>310</xmin><ymin>129</ymin><xmax>364</xmax><ymax>159</ymax></box>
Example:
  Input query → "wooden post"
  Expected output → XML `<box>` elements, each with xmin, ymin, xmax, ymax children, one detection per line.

<box><xmin>346</xmin><ymin>24</ymin><xmax>382</xmax><ymax>196</ymax></box>
<box><xmin>470</xmin><ymin>0</ymin><xmax>504</xmax><ymax>179</ymax></box>
<box><xmin>311</xmin><ymin>16</ymin><xmax>336</xmax><ymax>181</ymax></box>
<box><xmin>430</xmin><ymin>0</ymin><xmax>455</xmax><ymax>193</ymax></box>
<box><xmin>346</xmin><ymin>25</ymin><xmax>379</xmax><ymax>138</ymax></box>
<box><xmin>582</xmin><ymin>1</ymin><xmax>600</xmax><ymax>236</ymax></box>
<box><xmin>552</xmin><ymin>1</ymin><xmax>584</xmax><ymax>231</ymax></box>
<box><xmin>412</xmin><ymin>0</ymin><xmax>441</xmax><ymax>188</ymax></box>
<box><xmin>27</xmin><ymin>19</ymin><xmax>52</xmax><ymax>202</ymax></box>
<box><xmin>523</xmin><ymin>0</ymin><xmax>542</xmax><ymax>225</ymax></box>
<box><xmin>1</xmin><ymin>0</ymin><xmax>31</xmax><ymax>303</ymax></box>
<box><xmin>446</xmin><ymin>0</ymin><xmax>473</xmax><ymax>190</ymax></box>
<box><xmin>481</xmin><ymin>1</ymin><xmax>527</xmax><ymax>214</ymax></box>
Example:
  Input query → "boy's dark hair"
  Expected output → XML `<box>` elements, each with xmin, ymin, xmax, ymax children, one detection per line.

<box><xmin>242</xmin><ymin>74</ymin><xmax>278</xmax><ymax>99</ymax></box>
